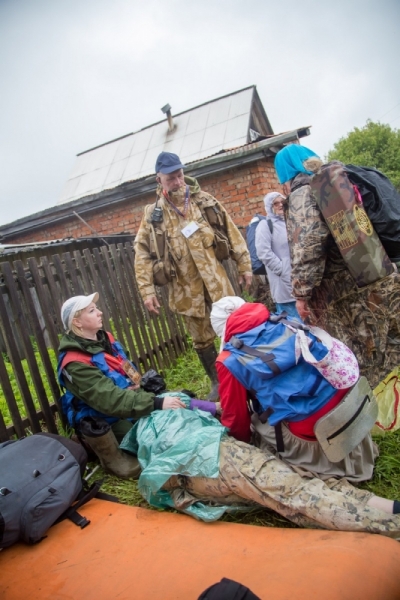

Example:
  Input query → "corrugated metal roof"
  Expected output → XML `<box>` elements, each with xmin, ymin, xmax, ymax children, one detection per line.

<box><xmin>58</xmin><ymin>87</ymin><xmax>256</xmax><ymax>205</ymax></box>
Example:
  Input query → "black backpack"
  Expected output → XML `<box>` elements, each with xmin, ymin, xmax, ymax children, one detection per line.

<box><xmin>198</xmin><ymin>577</ymin><xmax>261</xmax><ymax>600</ymax></box>
<box><xmin>344</xmin><ymin>164</ymin><xmax>400</xmax><ymax>262</ymax></box>
<box><xmin>0</xmin><ymin>433</ymin><xmax>105</xmax><ymax>548</ymax></box>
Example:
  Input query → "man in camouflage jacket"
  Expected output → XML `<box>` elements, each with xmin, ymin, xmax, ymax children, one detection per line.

<box><xmin>284</xmin><ymin>169</ymin><xmax>400</xmax><ymax>389</ymax></box>
<box><xmin>134</xmin><ymin>152</ymin><xmax>252</xmax><ymax>399</ymax></box>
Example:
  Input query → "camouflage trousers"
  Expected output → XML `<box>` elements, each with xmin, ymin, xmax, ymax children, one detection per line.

<box><xmin>164</xmin><ymin>437</ymin><xmax>400</xmax><ymax>539</ymax></box>
<box><xmin>182</xmin><ymin>296</ymin><xmax>216</xmax><ymax>350</ymax></box>
<box><xmin>308</xmin><ymin>270</ymin><xmax>400</xmax><ymax>388</ymax></box>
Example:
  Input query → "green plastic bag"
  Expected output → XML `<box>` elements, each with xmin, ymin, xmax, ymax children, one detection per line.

<box><xmin>120</xmin><ymin>394</ymin><xmax>249</xmax><ymax>521</ymax></box>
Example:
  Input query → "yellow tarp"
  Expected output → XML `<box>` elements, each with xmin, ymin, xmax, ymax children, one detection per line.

<box><xmin>372</xmin><ymin>367</ymin><xmax>400</xmax><ymax>435</ymax></box>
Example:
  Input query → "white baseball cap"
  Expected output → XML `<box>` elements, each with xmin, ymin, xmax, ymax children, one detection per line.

<box><xmin>61</xmin><ymin>292</ymin><xmax>99</xmax><ymax>331</ymax></box>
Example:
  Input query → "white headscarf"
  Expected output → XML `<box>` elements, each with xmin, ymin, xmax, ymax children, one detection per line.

<box><xmin>210</xmin><ymin>296</ymin><xmax>246</xmax><ymax>350</ymax></box>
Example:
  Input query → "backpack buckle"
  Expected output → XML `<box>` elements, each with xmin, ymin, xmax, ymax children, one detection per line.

<box><xmin>269</xmin><ymin>312</ymin><xmax>287</xmax><ymax>323</ymax></box>
<box><xmin>229</xmin><ymin>336</ymin><xmax>243</xmax><ymax>349</ymax></box>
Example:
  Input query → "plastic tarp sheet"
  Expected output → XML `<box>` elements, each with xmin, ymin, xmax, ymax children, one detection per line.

<box><xmin>120</xmin><ymin>394</ymin><xmax>247</xmax><ymax>521</ymax></box>
<box><xmin>372</xmin><ymin>367</ymin><xmax>400</xmax><ymax>435</ymax></box>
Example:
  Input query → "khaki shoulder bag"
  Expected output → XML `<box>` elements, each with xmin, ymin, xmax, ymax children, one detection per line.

<box><xmin>145</xmin><ymin>205</ymin><xmax>174</xmax><ymax>287</ymax></box>
<box><xmin>194</xmin><ymin>195</ymin><xmax>232</xmax><ymax>262</ymax></box>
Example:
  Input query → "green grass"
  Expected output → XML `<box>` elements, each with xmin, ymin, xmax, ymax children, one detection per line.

<box><xmin>359</xmin><ymin>429</ymin><xmax>400</xmax><ymax>499</ymax></box>
<box><xmin>2</xmin><ymin>343</ymin><xmax>400</xmax><ymax>529</ymax></box>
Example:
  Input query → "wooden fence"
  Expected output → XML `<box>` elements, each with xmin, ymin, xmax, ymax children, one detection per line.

<box><xmin>0</xmin><ymin>242</ymin><xmax>194</xmax><ymax>442</ymax></box>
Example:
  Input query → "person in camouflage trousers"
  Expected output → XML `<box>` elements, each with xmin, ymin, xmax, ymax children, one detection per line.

<box><xmin>134</xmin><ymin>152</ymin><xmax>252</xmax><ymax>399</ymax></box>
<box><xmin>163</xmin><ymin>436</ymin><xmax>400</xmax><ymax>538</ymax></box>
<box><xmin>274</xmin><ymin>145</ymin><xmax>400</xmax><ymax>389</ymax></box>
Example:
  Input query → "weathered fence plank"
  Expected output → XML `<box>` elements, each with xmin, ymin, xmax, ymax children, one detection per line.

<box><xmin>14</xmin><ymin>261</ymin><xmax>61</xmax><ymax>411</ymax></box>
<box><xmin>106</xmin><ymin>245</ymin><xmax>145</xmax><ymax>369</ymax></box>
<box><xmin>82</xmin><ymin>248</ymin><xmax>112</xmax><ymax>331</ymax></box>
<box><xmin>100</xmin><ymin>245</ymin><xmax>139</xmax><ymax>365</ymax></box>
<box><xmin>52</xmin><ymin>254</ymin><xmax>72</xmax><ymax>301</ymax></box>
<box><xmin>73</xmin><ymin>250</ymin><xmax>93</xmax><ymax>293</ymax></box>
<box><xmin>0</xmin><ymin>276</ymin><xmax>42</xmax><ymax>433</ymax></box>
<box><xmin>63</xmin><ymin>252</ymin><xmax>85</xmax><ymax>296</ymax></box>
<box><xmin>1</xmin><ymin>262</ymin><xmax>57</xmax><ymax>434</ymax></box>
<box><xmin>40</xmin><ymin>256</ymin><xmax>65</xmax><ymax>330</ymax></box>
<box><xmin>27</xmin><ymin>257</ymin><xmax>60</xmax><ymax>350</ymax></box>
<box><xmin>120</xmin><ymin>243</ymin><xmax>165</xmax><ymax>370</ymax></box>
<box><xmin>0</xmin><ymin>351</ymin><xmax>25</xmax><ymax>440</ymax></box>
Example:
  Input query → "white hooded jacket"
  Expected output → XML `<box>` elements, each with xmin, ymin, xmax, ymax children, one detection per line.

<box><xmin>255</xmin><ymin>192</ymin><xmax>295</xmax><ymax>304</ymax></box>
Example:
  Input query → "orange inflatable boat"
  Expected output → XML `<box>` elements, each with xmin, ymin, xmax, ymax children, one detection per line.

<box><xmin>1</xmin><ymin>498</ymin><xmax>400</xmax><ymax>599</ymax></box>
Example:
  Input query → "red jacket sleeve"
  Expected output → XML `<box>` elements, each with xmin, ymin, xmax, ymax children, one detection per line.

<box><xmin>216</xmin><ymin>357</ymin><xmax>251</xmax><ymax>443</ymax></box>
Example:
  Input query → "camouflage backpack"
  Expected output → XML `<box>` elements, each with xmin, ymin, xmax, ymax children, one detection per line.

<box><xmin>310</xmin><ymin>162</ymin><xmax>394</xmax><ymax>287</ymax></box>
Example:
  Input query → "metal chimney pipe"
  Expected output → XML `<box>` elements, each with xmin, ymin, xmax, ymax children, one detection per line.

<box><xmin>161</xmin><ymin>103</ymin><xmax>175</xmax><ymax>132</ymax></box>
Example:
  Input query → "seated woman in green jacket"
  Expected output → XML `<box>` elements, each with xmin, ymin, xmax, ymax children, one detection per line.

<box><xmin>58</xmin><ymin>292</ymin><xmax>188</xmax><ymax>479</ymax></box>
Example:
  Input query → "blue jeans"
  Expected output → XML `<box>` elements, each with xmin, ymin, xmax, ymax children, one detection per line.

<box><xmin>275</xmin><ymin>301</ymin><xmax>301</xmax><ymax>320</ymax></box>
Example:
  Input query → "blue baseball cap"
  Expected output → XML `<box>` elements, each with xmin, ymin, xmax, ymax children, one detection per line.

<box><xmin>155</xmin><ymin>152</ymin><xmax>186</xmax><ymax>174</ymax></box>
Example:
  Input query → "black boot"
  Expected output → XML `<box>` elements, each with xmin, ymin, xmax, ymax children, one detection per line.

<box><xmin>196</xmin><ymin>344</ymin><xmax>219</xmax><ymax>401</ymax></box>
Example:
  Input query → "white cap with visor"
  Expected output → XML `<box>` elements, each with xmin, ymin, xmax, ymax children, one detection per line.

<box><xmin>61</xmin><ymin>292</ymin><xmax>99</xmax><ymax>332</ymax></box>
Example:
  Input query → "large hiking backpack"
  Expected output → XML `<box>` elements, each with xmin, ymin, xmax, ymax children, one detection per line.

<box><xmin>344</xmin><ymin>164</ymin><xmax>400</xmax><ymax>262</ymax></box>
<box><xmin>310</xmin><ymin>162</ymin><xmax>394</xmax><ymax>287</ymax></box>
<box><xmin>223</xmin><ymin>312</ymin><xmax>376</xmax><ymax>460</ymax></box>
<box><xmin>0</xmin><ymin>433</ymin><xmax>103</xmax><ymax>548</ymax></box>
<box><xmin>246</xmin><ymin>214</ymin><xmax>267</xmax><ymax>275</ymax></box>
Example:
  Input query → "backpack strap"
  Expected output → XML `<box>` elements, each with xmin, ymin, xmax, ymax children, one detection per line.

<box><xmin>61</xmin><ymin>350</ymin><xmax>93</xmax><ymax>370</ymax></box>
<box><xmin>228</xmin><ymin>335</ymin><xmax>281</xmax><ymax>375</ymax></box>
<box><xmin>193</xmin><ymin>195</ymin><xmax>229</xmax><ymax>237</ymax></box>
<box><xmin>227</xmin><ymin>313</ymin><xmax>307</xmax><ymax>376</ymax></box>
<box><xmin>269</xmin><ymin>312</ymin><xmax>310</xmax><ymax>332</ymax></box>
<box><xmin>274</xmin><ymin>423</ymin><xmax>285</xmax><ymax>453</ymax></box>
<box><xmin>106</xmin><ymin>331</ymin><xmax>116</xmax><ymax>344</ymax></box>
<box><xmin>267</xmin><ymin>219</ymin><xmax>273</xmax><ymax>235</ymax></box>
<box><xmin>56</xmin><ymin>479</ymin><xmax>120</xmax><ymax>529</ymax></box>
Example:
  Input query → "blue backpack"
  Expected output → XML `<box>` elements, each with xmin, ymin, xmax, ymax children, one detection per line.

<box><xmin>245</xmin><ymin>214</ymin><xmax>273</xmax><ymax>275</ymax></box>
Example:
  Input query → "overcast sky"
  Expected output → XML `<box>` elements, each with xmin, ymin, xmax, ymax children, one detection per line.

<box><xmin>1</xmin><ymin>0</ymin><xmax>399</xmax><ymax>227</ymax></box>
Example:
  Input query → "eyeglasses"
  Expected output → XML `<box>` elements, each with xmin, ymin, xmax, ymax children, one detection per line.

<box><xmin>273</xmin><ymin>201</ymin><xmax>284</xmax><ymax>207</ymax></box>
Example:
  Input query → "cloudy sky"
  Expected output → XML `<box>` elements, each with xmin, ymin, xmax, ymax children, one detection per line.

<box><xmin>1</xmin><ymin>0</ymin><xmax>399</xmax><ymax>227</ymax></box>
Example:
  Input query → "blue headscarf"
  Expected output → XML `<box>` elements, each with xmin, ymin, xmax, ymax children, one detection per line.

<box><xmin>274</xmin><ymin>145</ymin><xmax>319</xmax><ymax>184</ymax></box>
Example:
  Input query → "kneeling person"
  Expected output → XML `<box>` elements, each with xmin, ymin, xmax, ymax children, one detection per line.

<box><xmin>210</xmin><ymin>297</ymin><xmax>377</xmax><ymax>482</ymax></box>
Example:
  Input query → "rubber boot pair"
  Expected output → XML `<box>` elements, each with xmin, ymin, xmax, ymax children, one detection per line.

<box><xmin>196</xmin><ymin>344</ymin><xmax>219</xmax><ymax>402</ymax></box>
<box><xmin>79</xmin><ymin>417</ymin><xmax>141</xmax><ymax>479</ymax></box>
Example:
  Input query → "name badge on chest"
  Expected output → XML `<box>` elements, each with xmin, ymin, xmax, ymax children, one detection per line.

<box><xmin>121</xmin><ymin>360</ymin><xmax>142</xmax><ymax>386</ymax></box>
<box><xmin>181</xmin><ymin>221</ymin><xmax>199</xmax><ymax>238</ymax></box>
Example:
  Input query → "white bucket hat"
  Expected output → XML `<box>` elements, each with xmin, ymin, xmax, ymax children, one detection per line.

<box><xmin>61</xmin><ymin>292</ymin><xmax>99</xmax><ymax>332</ymax></box>
<box><xmin>210</xmin><ymin>296</ymin><xmax>246</xmax><ymax>350</ymax></box>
